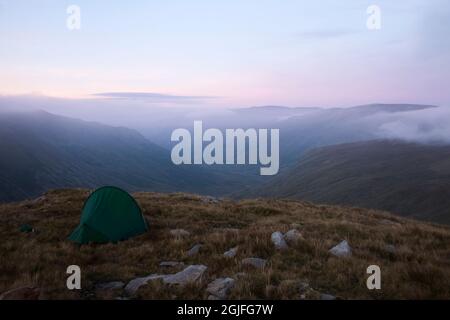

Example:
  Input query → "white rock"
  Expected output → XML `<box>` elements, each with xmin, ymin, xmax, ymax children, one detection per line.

<box><xmin>241</xmin><ymin>258</ymin><xmax>267</xmax><ymax>269</ymax></box>
<box><xmin>329</xmin><ymin>240</ymin><xmax>352</xmax><ymax>257</ymax></box>
<box><xmin>223</xmin><ymin>247</ymin><xmax>238</xmax><ymax>258</ymax></box>
<box><xmin>206</xmin><ymin>277</ymin><xmax>235</xmax><ymax>299</ymax></box>
<box><xmin>320</xmin><ymin>293</ymin><xmax>336</xmax><ymax>300</ymax></box>
<box><xmin>164</xmin><ymin>265</ymin><xmax>207</xmax><ymax>285</ymax></box>
<box><xmin>271</xmin><ymin>231</ymin><xmax>288</xmax><ymax>250</ymax></box>
<box><xmin>187</xmin><ymin>244</ymin><xmax>203</xmax><ymax>256</ymax></box>
<box><xmin>284</xmin><ymin>229</ymin><xmax>303</xmax><ymax>244</ymax></box>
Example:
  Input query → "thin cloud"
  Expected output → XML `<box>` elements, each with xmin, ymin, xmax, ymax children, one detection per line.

<box><xmin>92</xmin><ymin>92</ymin><xmax>218</xmax><ymax>103</ymax></box>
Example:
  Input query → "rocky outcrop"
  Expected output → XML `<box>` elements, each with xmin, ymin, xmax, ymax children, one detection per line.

<box><xmin>329</xmin><ymin>240</ymin><xmax>352</xmax><ymax>257</ymax></box>
<box><xmin>223</xmin><ymin>247</ymin><xmax>238</xmax><ymax>258</ymax></box>
<box><xmin>187</xmin><ymin>244</ymin><xmax>203</xmax><ymax>257</ymax></box>
<box><xmin>163</xmin><ymin>265</ymin><xmax>207</xmax><ymax>285</ymax></box>
<box><xmin>271</xmin><ymin>231</ymin><xmax>288</xmax><ymax>250</ymax></box>
<box><xmin>206</xmin><ymin>277</ymin><xmax>235</xmax><ymax>299</ymax></box>
<box><xmin>241</xmin><ymin>258</ymin><xmax>267</xmax><ymax>269</ymax></box>
<box><xmin>284</xmin><ymin>229</ymin><xmax>303</xmax><ymax>244</ymax></box>
<box><xmin>124</xmin><ymin>274</ymin><xmax>167</xmax><ymax>295</ymax></box>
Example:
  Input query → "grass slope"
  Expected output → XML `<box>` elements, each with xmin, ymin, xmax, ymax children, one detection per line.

<box><xmin>1</xmin><ymin>189</ymin><xmax>450</xmax><ymax>299</ymax></box>
<box><xmin>252</xmin><ymin>140</ymin><xmax>450</xmax><ymax>225</ymax></box>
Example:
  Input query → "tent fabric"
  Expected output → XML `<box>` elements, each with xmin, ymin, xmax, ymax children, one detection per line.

<box><xmin>68</xmin><ymin>186</ymin><xmax>148</xmax><ymax>244</ymax></box>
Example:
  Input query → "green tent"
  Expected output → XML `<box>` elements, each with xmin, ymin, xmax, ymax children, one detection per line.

<box><xmin>69</xmin><ymin>186</ymin><xmax>148</xmax><ymax>244</ymax></box>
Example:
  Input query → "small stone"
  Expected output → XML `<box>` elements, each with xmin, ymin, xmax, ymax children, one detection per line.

<box><xmin>241</xmin><ymin>258</ymin><xmax>267</xmax><ymax>269</ymax></box>
<box><xmin>208</xmin><ymin>295</ymin><xmax>220</xmax><ymax>300</ymax></box>
<box><xmin>271</xmin><ymin>231</ymin><xmax>288</xmax><ymax>250</ymax></box>
<box><xmin>223</xmin><ymin>247</ymin><xmax>238</xmax><ymax>258</ymax></box>
<box><xmin>320</xmin><ymin>293</ymin><xmax>336</xmax><ymax>300</ymax></box>
<box><xmin>187</xmin><ymin>244</ymin><xmax>203</xmax><ymax>256</ymax></box>
<box><xmin>164</xmin><ymin>265</ymin><xmax>207</xmax><ymax>285</ymax></box>
<box><xmin>160</xmin><ymin>261</ymin><xmax>185</xmax><ymax>268</ymax></box>
<box><xmin>170</xmin><ymin>229</ymin><xmax>190</xmax><ymax>238</ymax></box>
<box><xmin>329</xmin><ymin>240</ymin><xmax>352</xmax><ymax>257</ymax></box>
<box><xmin>206</xmin><ymin>277</ymin><xmax>235</xmax><ymax>299</ymax></box>
<box><xmin>284</xmin><ymin>229</ymin><xmax>303</xmax><ymax>244</ymax></box>
<box><xmin>0</xmin><ymin>287</ymin><xmax>40</xmax><ymax>300</ymax></box>
<box><xmin>95</xmin><ymin>281</ymin><xmax>125</xmax><ymax>291</ymax></box>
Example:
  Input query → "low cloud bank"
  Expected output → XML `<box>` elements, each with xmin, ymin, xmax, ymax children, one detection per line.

<box><xmin>375</xmin><ymin>107</ymin><xmax>450</xmax><ymax>144</ymax></box>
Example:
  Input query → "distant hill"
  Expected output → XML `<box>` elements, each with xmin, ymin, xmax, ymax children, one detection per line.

<box><xmin>0</xmin><ymin>111</ymin><xmax>238</xmax><ymax>202</ymax></box>
<box><xmin>250</xmin><ymin>140</ymin><xmax>450</xmax><ymax>224</ymax></box>
<box><xmin>345</xmin><ymin>103</ymin><xmax>437</xmax><ymax>114</ymax></box>
<box><xmin>278</xmin><ymin>104</ymin><xmax>439</xmax><ymax>164</ymax></box>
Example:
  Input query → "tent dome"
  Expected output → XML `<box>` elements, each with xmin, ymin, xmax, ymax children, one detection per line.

<box><xmin>69</xmin><ymin>186</ymin><xmax>148</xmax><ymax>244</ymax></box>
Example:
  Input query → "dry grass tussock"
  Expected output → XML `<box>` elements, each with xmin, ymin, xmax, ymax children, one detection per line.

<box><xmin>1</xmin><ymin>189</ymin><xmax>450</xmax><ymax>299</ymax></box>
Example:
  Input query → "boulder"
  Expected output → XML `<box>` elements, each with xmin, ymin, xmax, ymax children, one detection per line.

<box><xmin>206</xmin><ymin>277</ymin><xmax>235</xmax><ymax>299</ymax></box>
<box><xmin>329</xmin><ymin>240</ymin><xmax>352</xmax><ymax>257</ymax></box>
<box><xmin>223</xmin><ymin>247</ymin><xmax>238</xmax><ymax>258</ymax></box>
<box><xmin>125</xmin><ymin>265</ymin><xmax>207</xmax><ymax>294</ymax></box>
<box><xmin>124</xmin><ymin>274</ymin><xmax>166</xmax><ymax>295</ymax></box>
<box><xmin>187</xmin><ymin>244</ymin><xmax>203</xmax><ymax>256</ymax></box>
<box><xmin>0</xmin><ymin>286</ymin><xmax>40</xmax><ymax>300</ymax></box>
<box><xmin>320</xmin><ymin>293</ymin><xmax>336</xmax><ymax>300</ymax></box>
<box><xmin>241</xmin><ymin>258</ymin><xmax>267</xmax><ymax>269</ymax></box>
<box><xmin>284</xmin><ymin>229</ymin><xmax>303</xmax><ymax>244</ymax></box>
<box><xmin>271</xmin><ymin>231</ymin><xmax>288</xmax><ymax>250</ymax></box>
<box><xmin>164</xmin><ymin>265</ymin><xmax>207</xmax><ymax>285</ymax></box>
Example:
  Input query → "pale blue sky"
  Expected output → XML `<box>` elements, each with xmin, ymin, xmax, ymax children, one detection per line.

<box><xmin>0</xmin><ymin>0</ymin><xmax>449</xmax><ymax>107</ymax></box>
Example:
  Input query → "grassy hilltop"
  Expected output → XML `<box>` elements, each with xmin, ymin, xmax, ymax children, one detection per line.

<box><xmin>1</xmin><ymin>189</ymin><xmax>450</xmax><ymax>299</ymax></box>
